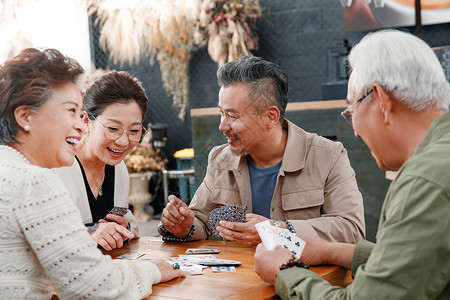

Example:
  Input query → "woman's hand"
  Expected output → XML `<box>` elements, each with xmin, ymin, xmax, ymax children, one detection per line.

<box><xmin>91</xmin><ymin>222</ymin><xmax>134</xmax><ymax>251</ymax></box>
<box><xmin>100</xmin><ymin>214</ymin><xmax>129</xmax><ymax>228</ymax></box>
<box><xmin>146</xmin><ymin>259</ymin><xmax>186</xmax><ymax>283</ymax></box>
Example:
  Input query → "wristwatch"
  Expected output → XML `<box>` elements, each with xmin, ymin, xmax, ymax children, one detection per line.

<box><xmin>273</xmin><ymin>219</ymin><xmax>282</xmax><ymax>228</ymax></box>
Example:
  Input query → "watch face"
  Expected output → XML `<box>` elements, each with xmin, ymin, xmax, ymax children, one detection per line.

<box><xmin>273</xmin><ymin>220</ymin><xmax>282</xmax><ymax>228</ymax></box>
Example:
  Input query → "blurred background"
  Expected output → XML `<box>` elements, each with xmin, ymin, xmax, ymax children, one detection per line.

<box><xmin>1</xmin><ymin>0</ymin><xmax>449</xmax><ymax>240</ymax></box>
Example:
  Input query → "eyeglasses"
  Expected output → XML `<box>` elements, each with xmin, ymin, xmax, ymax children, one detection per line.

<box><xmin>341</xmin><ymin>89</ymin><xmax>373</xmax><ymax>126</ymax></box>
<box><xmin>93</xmin><ymin>117</ymin><xmax>147</xmax><ymax>142</ymax></box>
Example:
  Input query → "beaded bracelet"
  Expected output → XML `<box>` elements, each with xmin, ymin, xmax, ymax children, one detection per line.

<box><xmin>279</xmin><ymin>255</ymin><xmax>309</xmax><ymax>270</ymax></box>
<box><xmin>160</xmin><ymin>223</ymin><xmax>195</xmax><ymax>242</ymax></box>
<box><xmin>285</xmin><ymin>220</ymin><xmax>296</xmax><ymax>233</ymax></box>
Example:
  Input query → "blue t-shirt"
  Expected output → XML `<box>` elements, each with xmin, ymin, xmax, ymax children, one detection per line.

<box><xmin>247</xmin><ymin>156</ymin><xmax>282</xmax><ymax>218</ymax></box>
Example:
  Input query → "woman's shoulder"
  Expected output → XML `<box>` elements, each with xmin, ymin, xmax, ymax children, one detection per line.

<box><xmin>8</xmin><ymin>163</ymin><xmax>67</xmax><ymax>194</ymax></box>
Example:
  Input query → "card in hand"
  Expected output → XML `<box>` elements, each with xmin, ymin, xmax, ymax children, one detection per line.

<box><xmin>107</xmin><ymin>206</ymin><xmax>128</xmax><ymax>217</ymax></box>
<box><xmin>255</xmin><ymin>220</ymin><xmax>306</xmax><ymax>258</ymax></box>
<box><xmin>207</xmin><ymin>205</ymin><xmax>248</xmax><ymax>237</ymax></box>
<box><xmin>116</xmin><ymin>252</ymin><xmax>145</xmax><ymax>260</ymax></box>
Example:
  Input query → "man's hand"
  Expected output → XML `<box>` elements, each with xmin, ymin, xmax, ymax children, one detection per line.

<box><xmin>161</xmin><ymin>195</ymin><xmax>195</xmax><ymax>238</ymax></box>
<box><xmin>295</xmin><ymin>233</ymin><xmax>355</xmax><ymax>269</ymax></box>
<box><xmin>91</xmin><ymin>222</ymin><xmax>134</xmax><ymax>251</ymax></box>
<box><xmin>216</xmin><ymin>213</ymin><xmax>267</xmax><ymax>247</ymax></box>
<box><xmin>254</xmin><ymin>243</ymin><xmax>292</xmax><ymax>285</ymax></box>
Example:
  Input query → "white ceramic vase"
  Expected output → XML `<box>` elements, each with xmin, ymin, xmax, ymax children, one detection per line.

<box><xmin>128</xmin><ymin>172</ymin><xmax>154</xmax><ymax>222</ymax></box>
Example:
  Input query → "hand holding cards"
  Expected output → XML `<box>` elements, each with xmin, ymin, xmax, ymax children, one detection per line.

<box><xmin>255</xmin><ymin>220</ymin><xmax>306</xmax><ymax>258</ymax></box>
<box><xmin>207</xmin><ymin>205</ymin><xmax>248</xmax><ymax>237</ymax></box>
<box><xmin>104</xmin><ymin>206</ymin><xmax>128</xmax><ymax>226</ymax></box>
<box><xmin>107</xmin><ymin>206</ymin><xmax>128</xmax><ymax>217</ymax></box>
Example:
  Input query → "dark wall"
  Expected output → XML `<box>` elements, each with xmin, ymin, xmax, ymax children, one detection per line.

<box><xmin>91</xmin><ymin>1</ymin><xmax>450</xmax><ymax>241</ymax></box>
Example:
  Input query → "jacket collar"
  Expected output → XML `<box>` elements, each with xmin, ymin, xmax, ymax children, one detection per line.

<box><xmin>219</xmin><ymin>119</ymin><xmax>307</xmax><ymax>173</ymax></box>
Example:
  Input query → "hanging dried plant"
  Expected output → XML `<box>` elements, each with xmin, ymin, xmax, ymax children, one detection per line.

<box><xmin>87</xmin><ymin>0</ymin><xmax>263</xmax><ymax>120</ymax></box>
<box><xmin>196</xmin><ymin>0</ymin><xmax>262</xmax><ymax>66</ymax></box>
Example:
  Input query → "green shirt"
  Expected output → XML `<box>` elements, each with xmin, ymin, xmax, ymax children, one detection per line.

<box><xmin>276</xmin><ymin>112</ymin><xmax>450</xmax><ymax>299</ymax></box>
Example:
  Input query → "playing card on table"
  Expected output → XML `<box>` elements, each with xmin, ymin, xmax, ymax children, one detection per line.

<box><xmin>212</xmin><ymin>266</ymin><xmax>236</xmax><ymax>272</ymax></box>
<box><xmin>194</xmin><ymin>258</ymin><xmax>242</xmax><ymax>266</ymax></box>
<box><xmin>207</xmin><ymin>205</ymin><xmax>248</xmax><ymax>237</ymax></box>
<box><xmin>185</xmin><ymin>248</ymin><xmax>220</xmax><ymax>254</ymax></box>
<box><xmin>116</xmin><ymin>252</ymin><xmax>145</xmax><ymax>260</ymax></box>
<box><xmin>255</xmin><ymin>220</ymin><xmax>306</xmax><ymax>258</ymax></box>
<box><xmin>166</xmin><ymin>257</ymin><xmax>206</xmax><ymax>275</ymax></box>
<box><xmin>107</xmin><ymin>206</ymin><xmax>128</xmax><ymax>217</ymax></box>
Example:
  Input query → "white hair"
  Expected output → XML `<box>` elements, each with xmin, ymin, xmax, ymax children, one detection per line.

<box><xmin>348</xmin><ymin>30</ymin><xmax>450</xmax><ymax>111</ymax></box>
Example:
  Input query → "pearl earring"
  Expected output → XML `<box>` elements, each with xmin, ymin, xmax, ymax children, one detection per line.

<box><xmin>24</xmin><ymin>125</ymin><xmax>30</xmax><ymax>131</ymax></box>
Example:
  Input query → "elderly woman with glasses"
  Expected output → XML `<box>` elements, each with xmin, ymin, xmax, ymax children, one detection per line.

<box><xmin>54</xmin><ymin>70</ymin><xmax>148</xmax><ymax>251</ymax></box>
<box><xmin>0</xmin><ymin>49</ymin><xmax>184</xmax><ymax>299</ymax></box>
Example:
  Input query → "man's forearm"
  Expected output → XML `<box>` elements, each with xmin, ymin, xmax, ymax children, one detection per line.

<box><xmin>324</xmin><ymin>242</ymin><xmax>356</xmax><ymax>270</ymax></box>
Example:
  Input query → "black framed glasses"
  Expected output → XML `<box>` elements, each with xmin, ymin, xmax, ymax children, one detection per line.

<box><xmin>93</xmin><ymin>117</ymin><xmax>147</xmax><ymax>142</ymax></box>
<box><xmin>341</xmin><ymin>89</ymin><xmax>373</xmax><ymax>126</ymax></box>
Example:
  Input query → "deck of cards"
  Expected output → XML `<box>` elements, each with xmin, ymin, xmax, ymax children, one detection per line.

<box><xmin>166</xmin><ymin>254</ymin><xmax>241</xmax><ymax>275</ymax></box>
<box><xmin>185</xmin><ymin>248</ymin><xmax>220</xmax><ymax>254</ymax></box>
<box><xmin>255</xmin><ymin>220</ymin><xmax>306</xmax><ymax>258</ymax></box>
<box><xmin>207</xmin><ymin>205</ymin><xmax>248</xmax><ymax>237</ymax></box>
<box><xmin>107</xmin><ymin>206</ymin><xmax>128</xmax><ymax>217</ymax></box>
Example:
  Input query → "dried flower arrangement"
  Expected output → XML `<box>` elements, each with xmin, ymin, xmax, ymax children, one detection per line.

<box><xmin>124</xmin><ymin>142</ymin><xmax>167</xmax><ymax>173</ymax></box>
<box><xmin>87</xmin><ymin>0</ymin><xmax>263</xmax><ymax>120</ymax></box>
<box><xmin>198</xmin><ymin>0</ymin><xmax>262</xmax><ymax>66</ymax></box>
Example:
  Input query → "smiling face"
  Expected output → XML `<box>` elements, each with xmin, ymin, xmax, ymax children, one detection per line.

<box><xmin>348</xmin><ymin>72</ymin><xmax>396</xmax><ymax>171</ymax></box>
<box><xmin>84</xmin><ymin>101</ymin><xmax>143</xmax><ymax>166</ymax></box>
<box><xmin>27</xmin><ymin>82</ymin><xmax>84</xmax><ymax>168</ymax></box>
<box><xmin>218</xmin><ymin>84</ymin><xmax>268</xmax><ymax>156</ymax></box>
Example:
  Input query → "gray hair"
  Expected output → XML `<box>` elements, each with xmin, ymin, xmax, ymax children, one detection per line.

<box><xmin>348</xmin><ymin>30</ymin><xmax>450</xmax><ymax>111</ymax></box>
<box><xmin>217</xmin><ymin>56</ymin><xmax>290</xmax><ymax>122</ymax></box>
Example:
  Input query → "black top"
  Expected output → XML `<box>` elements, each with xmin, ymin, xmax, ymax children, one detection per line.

<box><xmin>76</xmin><ymin>156</ymin><xmax>115</xmax><ymax>223</ymax></box>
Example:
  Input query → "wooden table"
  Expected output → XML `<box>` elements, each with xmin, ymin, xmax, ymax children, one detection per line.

<box><xmin>104</xmin><ymin>237</ymin><xmax>352</xmax><ymax>300</ymax></box>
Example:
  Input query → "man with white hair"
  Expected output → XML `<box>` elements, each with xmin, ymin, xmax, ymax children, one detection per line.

<box><xmin>254</xmin><ymin>29</ymin><xmax>450</xmax><ymax>299</ymax></box>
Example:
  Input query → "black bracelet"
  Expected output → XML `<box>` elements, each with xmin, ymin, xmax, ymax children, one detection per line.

<box><xmin>285</xmin><ymin>220</ymin><xmax>296</xmax><ymax>233</ymax></box>
<box><xmin>279</xmin><ymin>255</ymin><xmax>309</xmax><ymax>270</ymax></box>
<box><xmin>160</xmin><ymin>223</ymin><xmax>195</xmax><ymax>242</ymax></box>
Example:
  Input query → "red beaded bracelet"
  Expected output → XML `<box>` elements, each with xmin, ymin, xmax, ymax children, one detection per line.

<box><xmin>279</xmin><ymin>255</ymin><xmax>309</xmax><ymax>270</ymax></box>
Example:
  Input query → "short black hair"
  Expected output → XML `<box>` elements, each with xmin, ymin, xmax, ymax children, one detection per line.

<box><xmin>217</xmin><ymin>56</ymin><xmax>289</xmax><ymax>122</ymax></box>
<box><xmin>83</xmin><ymin>71</ymin><xmax>148</xmax><ymax>121</ymax></box>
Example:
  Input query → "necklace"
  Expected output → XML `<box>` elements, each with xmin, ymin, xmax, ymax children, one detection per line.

<box><xmin>0</xmin><ymin>145</ymin><xmax>30</xmax><ymax>164</ymax></box>
<box><xmin>80</xmin><ymin>148</ymin><xmax>105</xmax><ymax>197</ymax></box>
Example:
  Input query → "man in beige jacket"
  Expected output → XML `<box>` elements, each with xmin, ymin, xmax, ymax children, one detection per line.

<box><xmin>159</xmin><ymin>56</ymin><xmax>365</xmax><ymax>246</ymax></box>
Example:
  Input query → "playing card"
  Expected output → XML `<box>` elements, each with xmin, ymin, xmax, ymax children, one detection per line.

<box><xmin>212</xmin><ymin>266</ymin><xmax>236</xmax><ymax>272</ymax></box>
<box><xmin>193</xmin><ymin>258</ymin><xmax>242</xmax><ymax>266</ymax></box>
<box><xmin>116</xmin><ymin>252</ymin><xmax>145</xmax><ymax>260</ymax></box>
<box><xmin>207</xmin><ymin>205</ymin><xmax>248</xmax><ymax>237</ymax></box>
<box><xmin>107</xmin><ymin>206</ymin><xmax>128</xmax><ymax>217</ymax></box>
<box><xmin>255</xmin><ymin>220</ymin><xmax>306</xmax><ymax>258</ymax></box>
<box><xmin>185</xmin><ymin>248</ymin><xmax>220</xmax><ymax>254</ymax></box>
<box><xmin>255</xmin><ymin>220</ymin><xmax>277</xmax><ymax>250</ymax></box>
<box><xmin>177</xmin><ymin>254</ymin><xmax>216</xmax><ymax>260</ymax></box>
<box><xmin>165</xmin><ymin>257</ymin><xmax>206</xmax><ymax>275</ymax></box>
<box><xmin>276</xmin><ymin>228</ymin><xmax>306</xmax><ymax>258</ymax></box>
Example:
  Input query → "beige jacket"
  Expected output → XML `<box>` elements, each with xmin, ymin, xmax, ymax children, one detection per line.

<box><xmin>182</xmin><ymin>120</ymin><xmax>365</xmax><ymax>243</ymax></box>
